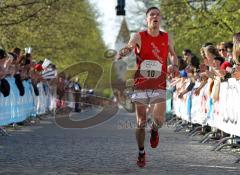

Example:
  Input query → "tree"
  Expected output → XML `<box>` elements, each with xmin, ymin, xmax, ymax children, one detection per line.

<box><xmin>135</xmin><ymin>0</ymin><xmax>240</xmax><ymax>57</ymax></box>
<box><xmin>0</xmin><ymin>0</ymin><xmax>112</xmax><ymax>91</ymax></box>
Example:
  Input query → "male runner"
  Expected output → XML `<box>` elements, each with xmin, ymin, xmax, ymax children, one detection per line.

<box><xmin>117</xmin><ymin>7</ymin><xmax>178</xmax><ymax>167</ymax></box>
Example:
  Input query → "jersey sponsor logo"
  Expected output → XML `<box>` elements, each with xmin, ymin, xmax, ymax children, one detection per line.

<box><xmin>150</xmin><ymin>42</ymin><xmax>163</xmax><ymax>62</ymax></box>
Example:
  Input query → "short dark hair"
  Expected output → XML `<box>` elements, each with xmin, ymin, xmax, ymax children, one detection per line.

<box><xmin>202</xmin><ymin>42</ymin><xmax>213</xmax><ymax>48</ymax></box>
<box><xmin>225</xmin><ymin>41</ymin><xmax>233</xmax><ymax>50</ymax></box>
<box><xmin>12</xmin><ymin>47</ymin><xmax>21</xmax><ymax>56</ymax></box>
<box><xmin>0</xmin><ymin>49</ymin><xmax>6</xmax><ymax>59</ymax></box>
<box><xmin>146</xmin><ymin>7</ymin><xmax>160</xmax><ymax>15</ymax></box>
<box><xmin>213</xmin><ymin>56</ymin><xmax>225</xmax><ymax>65</ymax></box>
<box><xmin>183</xmin><ymin>49</ymin><xmax>192</xmax><ymax>54</ymax></box>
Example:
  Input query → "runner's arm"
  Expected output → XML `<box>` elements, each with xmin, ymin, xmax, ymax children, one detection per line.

<box><xmin>168</xmin><ymin>36</ymin><xmax>178</xmax><ymax>67</ymax></box>
<box><xmin>118</xmin><ymin>33</ymin><xmax>141</xmax><ymax>59</ymax></box>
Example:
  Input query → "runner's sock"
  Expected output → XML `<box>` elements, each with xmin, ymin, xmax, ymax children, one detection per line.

<box><xmin>151</xmin><ymin>123</ymin><xmax>158</xmax><ymax>131</ymax></box>
<box><xmin>152</xmin><ymin>120</ymin><xmax>162</xmax><ymax>131</ymax></box>
<box><xmin>139</xmin><ymin>147</ymin><xmax>145</xmax><ymax>154</ymax></box>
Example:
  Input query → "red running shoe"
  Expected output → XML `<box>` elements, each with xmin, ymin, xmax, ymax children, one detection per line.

<box><xmin>137</xmin><ymin>152</ymin><xmax>146</xmax><ymax>168</ymax></box>
<box><xmin>150</xmin><ymin>128</ymin><xmax>159</xmax><ymax>148</ymax></box>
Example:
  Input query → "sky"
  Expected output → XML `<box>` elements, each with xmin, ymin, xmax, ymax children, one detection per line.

<box><xmin>89</xmin><ymin>0</ymin><xmax>141</xmax><ymax>49</ymax></box>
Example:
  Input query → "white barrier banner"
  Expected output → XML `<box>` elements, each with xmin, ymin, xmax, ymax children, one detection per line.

<box><xmin>172</xmin><ymin>78</ymin><xmax>240</xmax><ymax>137</ymax></box>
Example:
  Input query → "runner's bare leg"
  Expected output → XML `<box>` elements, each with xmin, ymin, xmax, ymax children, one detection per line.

<box><xmin>135</xmin><ymin>102</ymin><xmax>147</xmax><ymax>149</ymax></box>
<box><xmin>152</xmin><ymin>100</ymin><xmax>166</xmax><ymax>130</ymax></box>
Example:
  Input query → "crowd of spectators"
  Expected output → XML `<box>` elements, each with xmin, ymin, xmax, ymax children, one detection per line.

<box><xmin>168</xmin><ymin>32</ymin><xmax>240</xmax><ymax>101</ymax></box>
<box><xmin>0</xmin><ymin>47</ymin><xmax>57</xmax><ymax>98</ymax></box>
<box><xmin>0</xmin><ymin>46</ymin><xmax>94</xmax><ymax>129</ymax></box>
<box><xmin>167</xmin><ymin>32</ymin><xmax>240</xmax><ymax>141</ymax></box>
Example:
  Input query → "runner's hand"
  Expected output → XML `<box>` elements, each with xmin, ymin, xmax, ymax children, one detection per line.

<box><xmin>115</xmin><ymin>47</ymin><xmax>132</xmax><ymax>61</ymax></box>
<box><xmin>115</xmin><ymin>54</ymin><xmax>122</xmax><ymax>61</ymax></box>
<box><xmin>119</xmin><ymin>46</ymin><xmax>134</xmax><ymax>57</ymax></box>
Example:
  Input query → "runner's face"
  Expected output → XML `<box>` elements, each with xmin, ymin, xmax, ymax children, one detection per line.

<box><xmin>146</xmin><ymin>9</ymin><xmax>161</xmax><ymax>29</ymax></box>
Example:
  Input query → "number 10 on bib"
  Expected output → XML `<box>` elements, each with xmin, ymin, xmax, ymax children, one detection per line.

<box><xmin>140</xmin><ymin>60</ymin><xmax>162</xmax><ymax>79</ymax></box>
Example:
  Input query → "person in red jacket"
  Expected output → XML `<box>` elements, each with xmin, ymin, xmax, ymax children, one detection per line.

<box><xmin>117</xmin><ymin>6</ymin><xmax>178</xmax><ymax>167</ymax></box>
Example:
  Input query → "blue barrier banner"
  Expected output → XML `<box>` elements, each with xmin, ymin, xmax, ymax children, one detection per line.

<box><xmin>0</xmin><ymin>77</ymin><xmax>49</xmax><ymax>126</ymax></box>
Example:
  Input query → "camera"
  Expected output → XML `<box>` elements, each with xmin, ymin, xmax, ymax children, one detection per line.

<box><xmin>24</xmin><ymin>47</ymin><xmax>32</xmax><ymax>54</ymax></box>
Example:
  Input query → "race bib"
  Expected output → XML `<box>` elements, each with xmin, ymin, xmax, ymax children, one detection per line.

<box><xmin>140</xmin><ymin>60</ymin><xmax>162</xmax><ymax>78</ymax></box>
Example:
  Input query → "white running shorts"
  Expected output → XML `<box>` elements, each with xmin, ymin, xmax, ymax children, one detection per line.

<box><xmin>131</xmin><ymin>89</ymin><xmax>166</xmax><ymax>105</ymax></box>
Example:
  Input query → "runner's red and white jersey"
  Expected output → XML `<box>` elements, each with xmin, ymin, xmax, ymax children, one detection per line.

<box><xmin>134</xmin><ymin>30</ymin><xmax>168</xmax><ymax>90</ymax></box>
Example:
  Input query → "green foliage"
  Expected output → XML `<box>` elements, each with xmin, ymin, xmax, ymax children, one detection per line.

<box><xmin>0</xmin><ymin>0</ymin><xmax>112</xmax><ymax>91</ymax></box>
<box><xmin>137</xmin><ymin>0</ymin><xmax>240</xmax><ymax>57</ymax></box>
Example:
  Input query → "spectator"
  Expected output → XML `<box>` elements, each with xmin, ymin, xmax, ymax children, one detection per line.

<box><xmin>11</xmin><ymin>47</ymin><xmax>22</xmax><ymax>63</ymax></box>
<box><xmin>178</xmin><ymin>68</ymin><xmax>195</xmax><ymax>99</ymax></box>
<box><xmin>202</xmin><ymin>45</ymin><xmax>220</xmax><ymax>68</ymax></box>
<box><xmin>178</xmin><ymin>56</ymin><xmax>187</xmax><ymax>71</ymax></box>
<box><xmin>212</xmin><ymin>56</ymin><xmax>232</xmax><ymax>79</ymax></box>
<box><xmin>225</xmin><ymin>42</ymin><xmax>234</xmax><ymax>64</ymax></box>
<box><xmin>56</xmin><ymin>74</ymin><xmax>65</xmax><ymax>108</ymax></box>
<box><xmin>231</xmin><ymin>32</ymin><xmax>240</xmax><ymax>79</ymax></box>
<box><xmin>194</xmin><ymin>63</ymin><xmax>208</xmax><ymax>96</ymax></box>
<box><xmin>216</xmin><ymin>42</ymin><xmax>228</xmax><ymax>59</ymax></box>
<box><xmin>232</xmin><ymin>32</ymin><xmax>240</xmax><ymax>65</ymax></box>
<box><xmin>74</xmin><ymin>77</ymin><xmax>81</xmax><ymax>112</ymax></box>
<box><xmin>0</xmin><ymin>48</ymin><xmax>6</xmax><ymax>59</ymax></box>
<box><xmin>182</xmin><ymin>49</ymin><xmax>200</xmax><ymax>70</ymax></box>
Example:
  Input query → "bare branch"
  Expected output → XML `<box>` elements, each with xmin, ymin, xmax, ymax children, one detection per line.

<box><xmin>0</xmin><ymin>6</ymin><xmax>48</xmax><ymax>26</ymax></box>
<box><xmin>0</xmin><ymin>0</ymin><xmax>61</xmax><ymax>27</ymax></box>
<box><xmin>220</xmin><ymin>21</ymin><xmax>233</xmax><ymax>33</ymax></box>
<box><xmin>0</xmin><ymin>0</ymin><xmax>42</xmax><ymax>10</ymax></box>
